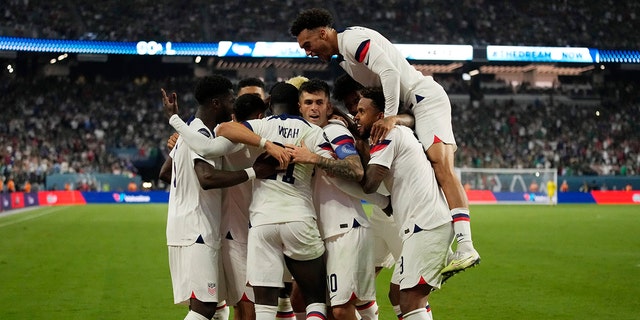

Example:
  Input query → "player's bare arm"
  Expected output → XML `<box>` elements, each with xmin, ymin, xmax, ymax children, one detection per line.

<box><xmin>361</xmin><ymin>163</ymin><xmax>389</xmax><ymax>194</ymax></box>
<box><xmin>159</xmin><ymin>157</ymin><xmax>172</xmax><ymax>184</ymax></box>
<box><xmin>216</xmin><ymin>121</ymin><xmax>290</xmax><ymax>169</ymax></box>
<box><xmin>193</xmin><ymin>158</ymin><xmax>277</xmax><ymax>190</ymax></box>
<box><xmin>370</xmin><ymin>114</ymin><xmax>415</xmax><ymax>143</ymax></box>
<box><xmin>286</xmin><ymin>141</ymin><xmax>364</xmax><ymax>181</ymax></box>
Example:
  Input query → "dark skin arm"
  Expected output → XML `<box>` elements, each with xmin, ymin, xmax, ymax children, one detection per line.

<box><xmin>159</xmin><ymin>157</ymin><xmax>173</xmax><ymax>184</ymax></box>
<box><xmin>361</xmin><ymin>163</ymin><xmax>389</xmax><ymax>194</ymax></box>
<box><xmin>194</xmin><ymin>157</ymin><xmax>279</xmax><ymax>190</ymax></box>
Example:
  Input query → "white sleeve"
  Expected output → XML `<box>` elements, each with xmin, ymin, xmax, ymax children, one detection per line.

<box><xmin>366</xmin><ymin>41</ymin><xmax>401</xmax><ymax>117</ymax></box>
<box><xmin>368</xmin><ymin>128</ymin><xmax>397</xmax><ymax>169</ymax></box>
<box><xmin>169</xmin><ymin>115</ymin><xmax>242</xmax><ymax>157</ymax></box>
<box><xmin>345</xmin><ymin>32</ymin><xmax>401</xmax><ymax>117</ymax></box>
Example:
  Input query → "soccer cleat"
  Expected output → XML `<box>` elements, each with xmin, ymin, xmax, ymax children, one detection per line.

<box><xmin>440</xmin><ymin>249</ymin><xmax>480</xmax><ymax>279</ymax></box>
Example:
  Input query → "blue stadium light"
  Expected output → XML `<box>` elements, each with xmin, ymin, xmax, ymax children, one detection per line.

<box><xmin>487</xmin><ymin>46</ymin><xmax>595</xmax><ymax>63</ymax></box>
<box><xmin>1</xmin><ymin>36</ymin><xmax>639</xmax><ymax>63</ymax></box>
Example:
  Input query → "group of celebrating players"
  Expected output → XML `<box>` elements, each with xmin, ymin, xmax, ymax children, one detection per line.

<box><xmin>159</xmin><ymin>8</ymin><xmax>480</xmax><ymax>320</ymax></box>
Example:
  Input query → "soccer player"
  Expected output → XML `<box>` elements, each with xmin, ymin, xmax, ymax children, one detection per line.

<box><xmin>215</xmin><ymin>81</ymin><xmax>364</xmax><ymax>320</ymax></box>
<box><xmin>290</xmin><ymin>8</ymin><xmax>480</xmax><ymax>276</ymax></box>
<box><xmin>158</xmin><ymin>75</ymin><xmax>277</xmax><ymax>320</ymax></box>
<box><xmin>286</xmin><ymin>79</ymin><xmax>388</xmax><ymax>320</ymax></box>
<box><xmin>333</xmin><ymin>73</ymin><xmax>409</xmax><ymax>318</ymax></box>
<box><xmin>355</xmin><ymin>87</ymin><xmax>453</xmax><ymax>320</ymax></box>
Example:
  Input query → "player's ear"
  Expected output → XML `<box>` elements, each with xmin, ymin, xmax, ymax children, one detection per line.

<box><xmin>327</xmin><ymin>102</ymin><xmax>333</xmax><ymax>117</ymax></box>
<box><xmin>376</xmin><ymin>112</ymin><xmax>384</xmax><ymax>120</ymax></box>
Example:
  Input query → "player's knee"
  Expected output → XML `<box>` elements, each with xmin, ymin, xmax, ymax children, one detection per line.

<box><xmin>191</xmin><ymin>300</ymin><xmax>218</xmax><ymax>320</ymax></box>
<box><xmin>331</xmin><ymin>304</ymin><xmax>355</xmax><ymax>320</ymax></box>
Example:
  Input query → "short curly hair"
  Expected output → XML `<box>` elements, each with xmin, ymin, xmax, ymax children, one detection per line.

<box><xmin>290</xmin><ymin>8</ymin><xmax>333</xmax><ymax>37</ymax></box>
<box><xmin>194</xmin><ymin>75</ymin><xmax>233</xmax><ymax>105</ymax></box>
<box><xmin>360</xmin><ymin>87</ymin><xmax>385</xmax><ymax>113</ymax></box>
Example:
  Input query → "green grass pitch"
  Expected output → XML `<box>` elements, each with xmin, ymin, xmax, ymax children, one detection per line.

<box><xmin>1</xmin><ymin>204</ymin><xmax>639</xmax><ymax>319</ymax></box>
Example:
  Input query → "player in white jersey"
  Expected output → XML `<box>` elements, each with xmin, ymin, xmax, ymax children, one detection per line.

<box><xmin>333</xmin><ymin>73</ymin><xmax>409</xmax><ymax>318</ymax></box>
<box><xmin>291</xmin><ymin>9</ymin><xmax>480</xmax><ymax>276</ymax></box>
<box><xmin>354</xmin><ymin>87</ymin><xmax>453</xmax><ymax>320</ymax></box>
<box><xmin>215</xmin><ymin>81</ymin><xmax>368</xmax><ymax>320</ymax></box>
<box><xmin>159</xmin><ymin>76</ymin><xmax>277</xmax><ymax>320</ymax></box>
<box><xmin>164</xmin><ymin>93</ymin><xmax>288</xmax><ymax>320</ymax></box>
<box><xmin>286</xmin><ymin>79</ymin><xmax>389</xmax><ymax>320</ymax></box>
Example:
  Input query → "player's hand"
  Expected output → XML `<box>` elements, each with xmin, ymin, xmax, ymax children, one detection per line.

<box><xmin>252</xmin><ymin>152</ymin><xmax>281</xmax><ymax>179</ymax></box>
<box><xmin>264</xmin><ymin>141</ymin><xmax>291</xmax><ymax>170</ymax></box>
<box><xmin>370</xmin><ymin>116</ymin><xmax>396</xmax><ymax>143</ymax></box>
<box><xmin>167</xmin><ymin>133</ymin><xmax>179</xmax><ymax>150</ymax></box>
<box><xmin>286</xmin><ymin>141</ymin><xmax>319</xmax><ymax>165</ymax></box>
<box><xmin>161</xmin><ymin>88</ymin><xmax>179</xmax><ymax>120</ymax></box>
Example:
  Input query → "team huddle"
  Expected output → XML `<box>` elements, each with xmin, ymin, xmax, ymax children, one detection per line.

<box><xmin>159</xmin><ymin>8</ymin><xmax>480</xmax><ymax>320</ymax></box>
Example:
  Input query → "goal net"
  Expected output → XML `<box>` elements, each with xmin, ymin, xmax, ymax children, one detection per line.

<box><xmin>456</xmin><ymin>168</ymin><xmax>558</xmax><ymax>205</ymax></box>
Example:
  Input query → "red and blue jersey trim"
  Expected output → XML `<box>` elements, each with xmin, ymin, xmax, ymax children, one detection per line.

<box><xmin>370</xmin><ymin>139</ymin><xmax>391</xmax><ymax>154</ymax></box>
<box><xmin>355</xmin><ymin>39</ymin><xmax>370</xmax><ymax>63</ymax></box>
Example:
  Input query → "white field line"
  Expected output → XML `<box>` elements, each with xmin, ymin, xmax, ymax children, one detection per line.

<box><xmin>0</xmin><ymin>206</ymin><xmax>66</xmax><ymax>228</ymax></box>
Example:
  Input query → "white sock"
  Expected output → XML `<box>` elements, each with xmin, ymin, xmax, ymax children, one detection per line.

<box><xmin>213</xmin><ymin>302</ymin><xmax>230</xmax><ymax>320</ymax></box>
<box><xmin>255</xmin><ymin>304</ymin><xmax>278</xmax><ymax>320</ymax></box>
<box><xmin>451</xmin><ymin>208</ymin><xmax>473</xmax><ymax>250</ymax></box>
<box><xmin>425</xmin><ymin>303</ymin><xmax>433</xmax><ymax>320</ymax></box>
<box><xmin>403</xmin><ymin>308</ymin><xmax>429</xmax><ymax>320</ymax></box>
<box><xmin>356</xmin><ymin>301</ymin><xmax>378</xmax><ymax>320</ymax></box>
<box><xmin>277</xmin><ymin>297</ymin><xmax>295</xmax><ymax>319</ymax></box>
<box><xmin>185</xmin><ymin>310</ymin><xmax>209</xmax><ymax>320</ymax></box>
<box><xmin>306</xmin><ymin>302</ymin><xmax>327</xmax><ymax>320</ymax></box>
<box><xmin>393</xmin><ymin>305</ymin><xmax>403</xmax><ymax>320</ymax></box>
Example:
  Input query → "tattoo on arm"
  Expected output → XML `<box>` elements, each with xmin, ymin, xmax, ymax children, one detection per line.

<box><xmin>316</xmin><ymin>155</ymin><xmax>364</xmax><ymax>181</ymax></box>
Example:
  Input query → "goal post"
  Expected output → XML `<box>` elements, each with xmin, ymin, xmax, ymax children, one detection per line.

<box><xmin>456</xmin><ymin>168</ymin><xmax>558</xmax><ymax>205</ymax></box>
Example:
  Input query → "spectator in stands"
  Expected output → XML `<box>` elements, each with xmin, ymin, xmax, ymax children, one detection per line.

<box><xmin>6</xmin><ymin>177</ymin><xmax>16</xmax><ymax>193</ymax></box>
<box><xmin>128</xmin><ymin>180</ymin><xmax>138</xmax><ymax>192</ymax></box>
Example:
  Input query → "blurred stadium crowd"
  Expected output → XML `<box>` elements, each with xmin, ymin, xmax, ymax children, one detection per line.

<box><xmin>2</xmin><ymin>0</ymin><xmax>639</xmax><ymax>48</ymax></box>
<box><xmin>1</xmin><ymin>1</ymin><xmax>639</xmax><ymax>192</ymax></box>
<box><xmin>2</xmin><ymin>74</ymin><xmax>638</xmax><ymax>192</ymax></box>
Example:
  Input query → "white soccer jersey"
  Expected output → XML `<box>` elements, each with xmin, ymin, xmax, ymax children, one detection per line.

<box><xmin>221</xmin><ymin>145</ymin><xmax>260</xmax><ymax>244</ymax></box>
<box><xmin>166</xmin><ymin>118</ymin><xmax>223</xmax><ymax>248</ymax></box>
<box><xmin>337</xmin><ymin>26</ymin><xmax>430</xmax><ymax>117</ymax></box>
<box><xmin>243</xmin><ymin>114</ymin><xmax>331</xmax><ymax>226</ymax></box>
<box><xmin>314</xmin><ymin>121</ymin><xmax>370</xmax><ymax>239</ymax></box>
<box><xmin>368</xmin><ymin>126</ymin><xmax>451</xmax><ymax>241</ymax></box>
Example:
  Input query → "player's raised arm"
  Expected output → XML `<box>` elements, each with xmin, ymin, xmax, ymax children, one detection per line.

<box><xmin>216</xmin><ymin>121</ymin><xmax>290</xmax><ymax>169</ymax></box>
<box><xmin>161</xmin><ymin>89</ymin><xmax>240</xmax><ymax>157</ymax></box>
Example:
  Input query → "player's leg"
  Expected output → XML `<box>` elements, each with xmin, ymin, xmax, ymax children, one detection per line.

<box><xmin>222</xmin><ymin>239</ymin><xmax>255</xmax><ymax>320</ymax></box>
<box><xmin>397</xmin><ymin>223</ymin><xmax>452</xmax><ymax>320</ymax></box>
<box><xmin>246</xmin><ymin>225</ymin><xmax>287</xmax><ymax>320</ymax></box>
<box><xmin>282</xmin><ymin>219</ymin><xmax>328</xmax><ymax>320</ymax></box>
<box><xmin>325</xmin><ymin>227</ymin><xmax>377</xmax><ymax>320</ymax></box>
<box><xmin>168</xmin><ymin>244</ymin><xmax>221</xmax><ymax>319</ymax></box>
<box><xmin>411</xmin><ymin>80</ymin><xmax>480</xmax><ymax>275</ymax></box>
<box><xmin>289</xmin><ymin>281</ymin><xmax>307</xmax><ymax>320</ymax></box>
<box><xmin>277</xmin><ymin>281</ymin><xmax>295</xmax><ymax>320</ymax></box>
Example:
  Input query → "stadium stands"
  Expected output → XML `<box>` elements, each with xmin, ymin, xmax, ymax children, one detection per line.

<box><xmin>1</xmin><ymin>1</ymin><xmax>639</xmax><ymax>191</ymax></box>
<box><xmin>1</xmin><ymin>1</ymin><xmax>639</xmax><ymax>48</ymax></box>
